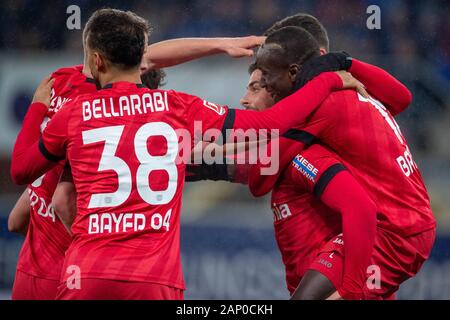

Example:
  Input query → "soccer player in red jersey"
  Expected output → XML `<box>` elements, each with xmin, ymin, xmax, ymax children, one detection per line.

<box><xmin>10</xmin><ymin>65</ymin><xmax>97</xmax><ymax>300</ymax></box>
<box><xmin>247</xmin><ymin>26</ymin><xmax>436</xmax><ymax>299</ymax></box>
<box><xmin>9</xmin><ymin>9</ymin><xmax>362</xmax><ymax>300</ymax></box>
<box><xmin>191</xmin><ymin>53</ymin><xmax>415</xmax><ymax>300</ymax></box>
<box><xmin>7</xmin><ymin>20</ymin><xmax>270</xmax><ymax>301</ymax></box>
<box><xmin>175</xmin><ymin>13</ymin><xmax>420</xmax><ymax>300</ymax></box>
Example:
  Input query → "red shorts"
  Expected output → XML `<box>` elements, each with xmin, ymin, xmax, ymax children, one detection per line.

<box><xmin>309</xmin><ymin>227</ymin><xmax>436</xmax><ymax>299</ymax></box>
<box><xmin>12</xmin><ymin>270</ymin><xmax>59</xmax><ymax>300</ymax></box>
<box><xmin>55</xmin><ymin>278</ymin><xmax>184</xmax><ymax>300</ymax></box>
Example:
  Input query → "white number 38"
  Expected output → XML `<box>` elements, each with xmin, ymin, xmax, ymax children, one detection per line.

<box><xmin>82</xmin><ymin>122</ymin><xmax>179</xmax><ymax>208</ymax></box>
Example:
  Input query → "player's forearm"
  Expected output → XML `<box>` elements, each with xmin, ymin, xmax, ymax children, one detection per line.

<box><xmin>11</xmin><ymin>103</ymin><xmax>56</xmax><ymax>185</ymax></box>
<box><xmin>8</xmin><ymin>189</ymin><xmax>31</xmax><ymax>235</ymax></box>
<box><xmin>146</xmin><ymin>38</ymin><xmax>224</xmax><ymax>69</ymax></box>
<box><xmin>52</xmin><ymin>181</ymin><xmax>77</xmax><ymax>235</ymax></box>
<box><xmin>350</xmin><ymin>59</ymin><xmax>412</xmax><ymax>116</ymax></box>
<box><xmin>321</xmin><ymin>171</ymin><xmax>377</xmax><ymax>300</ymax></box>
<box><xmin>186</xmin><ymin>140</ymin><xmax>255</xmax><ymax>183</ymax></box>
<box><xmin>11</xmin><ymin>143</ymin><xmax>56</xmax><ymax>185</ymax></box>
<box><xmin>145</xmin><ymin>36</ymin><xmax>260</xmax><ymax>69</ymax></box>
<box><xmin>232</xmin><ymin>72</ymin><xmax>342</xmax><ymax>134</ymax></box>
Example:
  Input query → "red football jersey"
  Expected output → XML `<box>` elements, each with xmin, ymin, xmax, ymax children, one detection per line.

<box><xmin>16</xmin><ymin>65</ymin><xmax>96</xmax><ymax>280</ymax></box>
<box><xmin>272</xmin><ymin>144</ymin><xmax>343</xmax><ymax>293</ymax></box>
<box><xmin>299</xmin><ymin>91</ymin><xmax>435</xmax><ymax>237</ymax></box>
<box><xmin>39</xmin><ymin>82</ymin><xmax>232</xmax><ymax>289</ymax></box>
<box><xmin>11</xmin><ymin>73</ymin><xmax>342</xmax><ymax>290</ymax></box>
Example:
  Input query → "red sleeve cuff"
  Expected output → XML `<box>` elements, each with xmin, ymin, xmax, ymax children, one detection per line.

<box><xmin>348</xmin><ymin>58</ymin><xmax>361</xmax><ymax>73</ymax></box>
<box><xmin>28</xmin><ymin>102</ymin><xmax>48</xmax><ymax>115</ymax></box>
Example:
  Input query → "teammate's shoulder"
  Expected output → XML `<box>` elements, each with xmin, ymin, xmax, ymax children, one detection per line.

<box><xmin>325</xmin><ymin>89</ymin><xmax>358</xmax><ymax>102</ymax></box>
<box><xmin>64</xmin><ymin>91</ymin><xmax>95</xmax><ymax>108</ymax></box>
<box><xmin>51</xmin><ymin>64</ymin><xmax>84</xmax><ymax>79</ymax></box>
<box><xmin>164</xmin><ymin>89</ymin><xmax>195</xmax><ymax>99</ymax></box>
<box><xmin>163</xmin><ymin>89</ymin><xmax>202</xmax><ymax>105</ymax></box>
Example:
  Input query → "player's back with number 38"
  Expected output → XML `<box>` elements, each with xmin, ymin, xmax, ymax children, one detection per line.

<box><xmin>42</xmin><ymin>82</ymin><xmax>231</xmax><ymax>294</ymax></box>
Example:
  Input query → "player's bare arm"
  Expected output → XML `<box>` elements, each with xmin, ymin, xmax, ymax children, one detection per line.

<box><xmin>7</xmin><ymin>189</ymin><xmax>30</xmax><ymax>235</ymax></box>
<box><xmin>142</xmin><ymin>36</ymin><xmax>265</xmax><ymax>71</ymax></box>
<box><xmin>52</xmin><ymin>167</ymin><xmax>76</xmax><ymax>235</ymax></box>
<box><xmin>186</xmin><ymin>141</ymin><xmax>258</xmax><ymax>182</ymax></box>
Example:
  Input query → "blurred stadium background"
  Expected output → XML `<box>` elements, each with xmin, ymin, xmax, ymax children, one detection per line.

<box><xmin>1</xmin><ymin>0</ymin><xmax>450</xmax><ymax>299</ymax></box>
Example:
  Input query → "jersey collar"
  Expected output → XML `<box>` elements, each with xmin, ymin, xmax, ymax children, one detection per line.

<box><xmin>101</xmin><ymin>81</ymin><xmax>146</xmax><ymax>90</ymax></box>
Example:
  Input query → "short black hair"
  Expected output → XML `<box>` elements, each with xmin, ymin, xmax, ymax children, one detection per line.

<box><xmin>264</xmin><ymin>26</ymin><xmax>320</xmax><ymax>66</ymax></box>
<box><xmin>83</xmin><ymin>8</ymin><xmax>150</xmax><ymax>70</ymax></box>
<box><xmin>248</xmin><ymin>61</ymin><xmax>258</xmax><ymax>75</ymax></box>
<box><xmin>264</xmin><ymin>13</ymin><xmax>329</xmax><ymax>52</ymax></box>
<box><xmin>141</xmin><ymin>69</ymin><xmax>166</xmax><ymax>89</ymax></box>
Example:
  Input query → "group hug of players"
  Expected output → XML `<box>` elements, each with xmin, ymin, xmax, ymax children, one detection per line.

<box><xmin>8</xmin><ymin>8</ymin><xmax>436</xmax><ymax>300</ymax></box>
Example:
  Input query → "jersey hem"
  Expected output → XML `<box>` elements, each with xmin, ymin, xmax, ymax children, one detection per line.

<box><xmin>60</xmin><ymin>273</ymin><xmax>186</xmax><ymax>291</ymax></box>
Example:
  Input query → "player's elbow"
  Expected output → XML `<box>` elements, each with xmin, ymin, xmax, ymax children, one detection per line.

<box><xmin>8</xmin><ymin>215</ymin><xmax>26</xmax><ymax>234</ymax></box>
<box><xmin>400</xmin><ymin>88</ymin><xmax>413</xmax><ymax>109</ymax></box>
<box><xmin>404</xmin><ymin>88</ymin><xmax>413</xmax><ymax>106</ymax></box>
<box><xmin>394</xmin><ymin>87</ymin><xmax>413</xmax><ymax>115</ymax></box>
<box><xmin>10</xmin><ymin>164</ymin><xmax>30</xmax><ymax>185</ymax></box>
<box><xmin>7</xmin><ymin>216</ymin><xmax>18</xmax><ymax>233</ymax></box>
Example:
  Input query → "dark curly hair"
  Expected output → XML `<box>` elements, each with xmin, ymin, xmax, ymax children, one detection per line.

<box><xmin>83</xmin><ymin>8</ymin><xmax>151</xmax><ymax>70</ymax></box>
<box><xmin>141</xmin><ymin>69</ymin><xmax>166</xmax><ymax>89</ymax></box>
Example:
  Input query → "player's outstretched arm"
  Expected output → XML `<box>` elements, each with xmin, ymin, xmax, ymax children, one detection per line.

<box><xmin>143</xmin><ymin>36</ymin><xmax>265</xmax><ymax>70</ymax></box>
<box><xmin>186</xmin><ymin>141</ymin><xmax>256</xmax><ymax>183</ymax></box>
<box><xmin>349</xmin><ymin>58</ymin><xmax>412</xmax><ymax>115</ymax></box>
<box><xmin>10</xmin><ymin>76</ymin><xmax>59</xmax><ymax>185</ymax></box>
<box><xmin>320</xmin><ymin>170</ymin><xmax>377</xmax><ymax>300</ymax></box>
<box><xmin>230</xmin><ymin>71</ymin><xmax>367</xmax><ymax>135</ymax></box>
<box><xmin>7</xmin><ymin>189</ymin><xmax>30</xmax><ymax>235</ymax></box>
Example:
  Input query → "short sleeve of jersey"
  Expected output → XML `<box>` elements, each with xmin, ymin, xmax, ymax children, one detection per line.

<box><xmin>40</xmin><ymin>101</ymin><xmax>73</xmax><ymax>161</ymax></box>
<box><xmin>286</xmin><ymin>144</ymin><xmax>347</xmax><ymax>198</ymax></box>
<box><xmin>172</xmin><ymin>91</ymin><xmax>232</xmax><ymax>144</ymax></box>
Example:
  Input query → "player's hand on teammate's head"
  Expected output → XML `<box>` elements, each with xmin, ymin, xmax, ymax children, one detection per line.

<box><xmin>335</xmin><ymin>70</ymin><xmax>369</xmax><ymax>98</ymax></box>
<box><xmin>295</xmin><ymin>52</ymin><xmax>353</xmax><ymax>90</ymax></box>
<box><xmin>221</xmin><ymin>36</ymin><xmax>266</xmax><ymax>58</ymax></box>
<box><xmin>32</xmin><ymin>75</ymin><xmax>55</xmax><ymax>106</ymax></box>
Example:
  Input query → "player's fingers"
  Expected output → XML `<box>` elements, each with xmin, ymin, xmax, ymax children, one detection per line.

<box><xmin>356</xmin><ymin>82</ymin><xmax>369</xmax><ymax>98</ymax></box>
<box><xmin>249</xmin><ymin>36</ymin><xmax>266</xmax><ymax>47</ymax></box>
<box><xmin>42</xmin><ymin>78</ymin><xmax>55</xmax><ymax>93</ymax></box>
<box><xmin>238</xmin><ymin>48</ymin><xmax>255</xmax><ymax>57</ymax></box>
<box><xmin>47</xmin><ymin>78</ymin><xmax>56</xmax><ymax>88</ymax></box>
<box><xmin>37</xmin><ymin>76</ymin><xmax>50</xmax><ymax>89</ymax></box>
<box><xmin>227</xmin><ymin>47</ymin><xmax>254</xmax><ymax>58</ymax></box>
<box><xmin>42</xmin><ymin>74</ymin><xmax>54</xmax><ymax>84</ymax></box>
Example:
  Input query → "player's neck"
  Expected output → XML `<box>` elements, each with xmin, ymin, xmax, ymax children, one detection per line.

<box><xmin>98</xmin><ymin>68</ymin><xmax>142</xmax><ymax>88</ymax></box>
<box><xmin>82</xmin><ymin>64</ymin><xmax>93</xmax><ymax>78</ymax></box>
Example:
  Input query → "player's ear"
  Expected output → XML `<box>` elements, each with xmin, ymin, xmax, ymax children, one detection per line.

<box><xmin>288</xmin><ymin>64</ymin><xmax>300</xmax><ymax>83</ymax></box>
<box><xmin>94</xmin><ymin>52</ymin><xmax>106</xmax><ymax>72</ymax></box>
